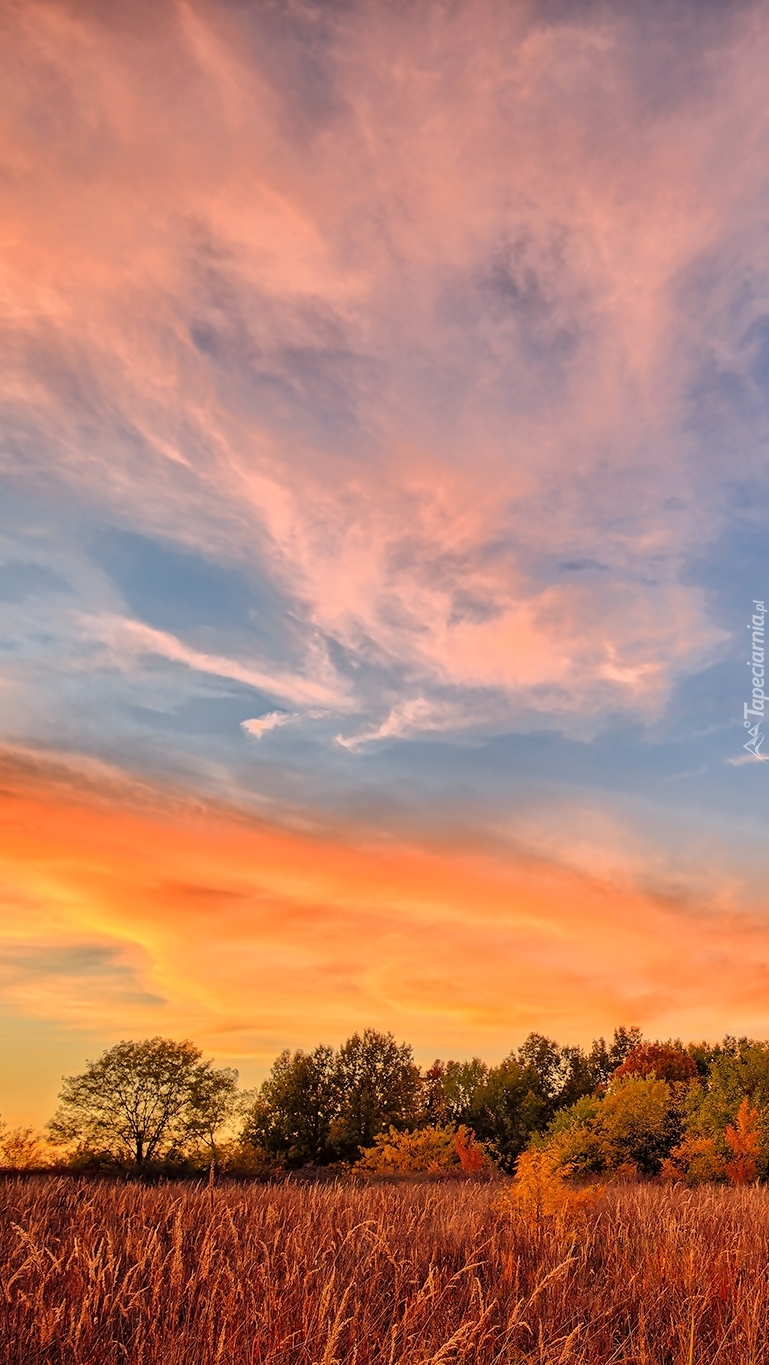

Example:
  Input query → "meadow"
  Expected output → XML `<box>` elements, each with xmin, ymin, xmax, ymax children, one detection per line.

<box><xmin>3</xmin><ymin>1177</ymin><xmax>769</xmax><ymax>1364</ymax></box>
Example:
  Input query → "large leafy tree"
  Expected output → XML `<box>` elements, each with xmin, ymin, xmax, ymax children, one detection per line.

<box><xmin>422</xmin><ymin>1058</ymin><xmax>489</xmax><ymax>1125</ymax></box>
<box><xmin>243</xmin><ymin>1046</ymin><xmax>338</xmax><ymax>1167</ymax></box>
<box><xmin>540</xmin><ymin>1078</ymin><xmax>682</xmax><ymax>1176</ymax></box>
<box><xmin>595</xmin><ymin>1077</ymin><xmax>681</xmax><ymax>1174</ymax></box>
<box><xmin>469</xmin><ymin>1055</ymin><xmax>542</xmax><ymax>1169</ymax></box>
<box><xmin>584</xmin><ymin>1027</ymin><xmax>645</xmax><ymax>1089</ymax></box>
<box><xmin>516</xmin><ymin>1032</ymin><xmax>596</xmax><ymax>1118</ymax></box>
<box><xmin>183</xmin><ymin>1064</ymin><xmax>240</xmax><ymax>1163</ymax></box>
<box><xmin>331</xmin><ymin>1030</ymin><xmax>422</xmax><ymax>1157</ymax></box>
<box><xmin>47</xmin><ymin>1037</ymin><xmax>234</xmax><ymax>1167</ymax></box>
<box><xmin>684</xmin><ymin>1039</ymin><xmax>769</xmax><ymax>1179</ymax></box>
<box><xmin>613</xmin><ymin>1042</ymin><xmax>697</xmax><ymax>1084</ymax></box>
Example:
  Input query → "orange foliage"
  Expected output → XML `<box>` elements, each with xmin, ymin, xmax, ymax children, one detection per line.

<box><xmin>453</xmin><ymin>1127</ymin><xmax>487</xmax><ymax>1173</ymax></box>
<box><xmin>496</xmin><ymin>1149</ymin><xmax>600</xmax><ymax>1229</ymax></box>
<box><xmin>612</xmin><ymin>1043</ymin><xmax>697</xmax><ymax>1084</ymax></box>
<box><xmin>724</xmin><ymin>1097</ymin><xmax>761</xmax><ymax>1186</ymax></box>
<box><xmin>356</xmin><ymin>1124</ymin><xmax>494</xmax><ymax>1175</ymax></box>
<box><xmin>660</xmin><ymin>1136</ymin><xmax>726</xmax><ymax>1186</ymax></box>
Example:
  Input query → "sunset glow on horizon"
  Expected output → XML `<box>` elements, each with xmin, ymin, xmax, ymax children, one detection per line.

<box><xmin>1</xmin><ymin>0</ymin><xmax>769</xmax><ymax>1124</ymax></box>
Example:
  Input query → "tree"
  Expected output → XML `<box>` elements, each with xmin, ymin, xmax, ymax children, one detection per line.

<box><xmin>469</xmin><ymin>1054</ymin><xmax>543</xmax><ymax>1169</ymax></box>
<box><xmin>725</xmin><ymin>1097</ymin><xmax>761</xmax><ymax>1185</ymax></box>
<box><xmin>243</xmin><ymin>1046</ymin><xmax>338</xmax><ymax>1167</ymax></box>
<box><xmin>613</xmin><ymin>1042</ymin><xmax>697</xmax><ymax>1084</ymax></box>
<box><xmin>585</xmin><ymin>1027</ymin><xmax>644</xmax><ymax>1089</ymax></box>
<box><xmin>423</xmin><ymin>1058</ymin><xmax>489</xmax><ymax>1126</ymax></box>
<box><xmin>184</xmin><ymin>1065</ymin><xmax>240</xmax><ymax>1164</ymax></box>
<box><xmin>538</xmin><ymin>1078</ymin><xmax>681</xmax><ymax>1177</ymax></box>
<box><xmin>542</xmin><ymin>1095</ymin><xmax>604</xmax><ymax>1174</ymax></box>
<box><xmin>47</xmin><ymin>1037</ymin><xmax>231</xmax><ymax>1167</ymax></box>
<box><xmin>596</xmin><ymin>1077</ymin><xmax>678</xmax><ymax>1175</ymax></box>
<box><xmin>683</xmin><ymin>1040</ymin><xmax>769</xmax><ymax>1180</ymax></box>
<box><xmin>331</xmin><ymin>1030</ymin><xmax>421</xmax><ymax>1157</ymax></box>
<box><xmin>517</xmin><ymin>1033</ymin><xmax>595</xmax><ymax>1117</ymax></box>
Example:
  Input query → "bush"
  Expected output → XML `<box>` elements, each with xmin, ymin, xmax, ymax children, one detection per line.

<box><xmin>356</xmin><ymin>1124</ymin><xmax>494</xmax><ymax>1175</ymax></box>
<box><xmin>661</xmin><ymin>1136</ymin><xmax>726</xmax><ymax>1186</ymax></box>
<box><xmin>494</xmin><ymin>1149</ymin><xmax>600</xmax><ymax>1229</ymax></box>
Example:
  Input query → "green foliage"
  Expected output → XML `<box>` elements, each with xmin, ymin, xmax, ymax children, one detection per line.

<box><xmin>468</xmin><ymin>1053</ymin><xmax>541</xmax><ymax>1169</ymax></box>
<box><xmin>683</xmin><ymin>1040</ymin><xmax>769</xmax><ymax>1179</ymax></box>
<box><xmin>584</xmin><ymin>1027</ymin><xmax>645</xmax><ymax>1090</ymax></box>
<box><xmin>536</xmin><ymin>1078</ymin><xmax>681</xmax><ymax>1177</ymax></box>
<box><xmin>542</xmin><ymin>1095</ymin><xmax>604</xmax><ymax>1173</ymax></box>
<box><xmin>596</xmin><ymin>1077</ymin><xmax>679</xmax><ymax>1175</ymax></box>
<box><xmin>242</xmin><ymin>1030</ymin><xmax>421</xmax><ymax>1165</ymax></box>
<box><xmin>517</xmin><ymin>1032</ymin><xmax>596</xmax><ymax>1114</ymax></box>
<box><xmin>332</xmin><ymin>1030</ymin><xmax>422</xmax><ymax>1157</ymax></box>
<box><xmin>47</xmin><ymin>1037</ymin><xmax>237</xmax><ymax>1168</ymax></box>
<box><xmin>423</xmin><ymin>1058</ymin><xmax>489</xmax><ymax>1125</ymax></box>
<box><xmin>242</xmin><ymin>1045</ymin><xmax>338</xmax><ymax>1167</ymax></box>
<box><xmin>462</xmin><ymin>1032</ymin><xmax>604</xmax><ymax>1170</ymax></box>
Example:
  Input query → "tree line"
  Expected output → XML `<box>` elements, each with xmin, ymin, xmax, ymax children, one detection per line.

<box><xmin>4</xmin><ymin>1025</ymin><xmax>769</xmax><ymax>1183</ymax></box>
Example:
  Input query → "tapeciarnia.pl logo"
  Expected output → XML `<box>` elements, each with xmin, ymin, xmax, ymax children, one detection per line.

<box><xmin>744</xmin><ymin>599</ymin><xmax>767</xmax><ymax>759</ymax></box>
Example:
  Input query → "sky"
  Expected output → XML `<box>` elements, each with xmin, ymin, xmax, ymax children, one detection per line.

<box><xmin>1</xmin><ymin>0</ymin><xmax>769</xmax><ymax>1124</ymax></box>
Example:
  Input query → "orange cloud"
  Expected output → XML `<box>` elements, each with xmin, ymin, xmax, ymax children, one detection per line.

<box><xmin>2</xmin><ymin>745</ymin><xmax>769</xmax><ymax>1122</ymax></box>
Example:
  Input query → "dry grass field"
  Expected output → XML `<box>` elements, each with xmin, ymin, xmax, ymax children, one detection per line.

<box><xmin>3</xmin><ymin>1176</ymin><xmax>769</xmax><ymax>1364</ymax></box>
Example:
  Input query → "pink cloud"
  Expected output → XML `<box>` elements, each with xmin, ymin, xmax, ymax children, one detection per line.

<box><xmin>0</xmin><ymin>0</ymin><xmax>764</xmax><ymax>736</ymax></box>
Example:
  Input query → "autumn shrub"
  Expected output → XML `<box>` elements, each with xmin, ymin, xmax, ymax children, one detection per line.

<box><xmin>494</xmin><ymin>1148</ymin><xmax>600</xmax><ymax>1230</ymax></box>
<box><xmin>661</xmin><ymin>1135</ymin><xmax>727</xmax><ymax>1186</ymax></box>
<box><xmin>356</xmin><ymin>1122</ymin><xmax>493</xmax><ymax>1174</ymax></box>
<box><xmin>453</xmin><ymin>1125</ymin><xmax>490</xmax><ymax>1172</ymax></box>
<box><xmin>216</xmin><ymin>1139</ymin><xmax>281</xmax><ymax>1178</ymax></box>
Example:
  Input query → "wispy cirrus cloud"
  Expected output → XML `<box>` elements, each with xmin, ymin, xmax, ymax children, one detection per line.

<box><xmin>1</xmin><ymin>0</ymin><xmax>759</xmax><ymax>745</ymax></box>
<box><xmin>79</xmin><ymin>614</ymin><xmax>347</xmax><ymax>710</ymax></box>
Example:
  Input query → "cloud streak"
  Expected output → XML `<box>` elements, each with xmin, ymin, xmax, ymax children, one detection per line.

<box><xmin>80</xmin><ymin>614</ymin><xmax>346</xmax><ymax>709</ymax></box>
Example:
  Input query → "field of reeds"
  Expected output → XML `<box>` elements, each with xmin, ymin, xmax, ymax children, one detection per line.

<box><xmin>3</xmin><ymin>1177</ymin><xmax>769</xmax><ymax>1364</ymax></box>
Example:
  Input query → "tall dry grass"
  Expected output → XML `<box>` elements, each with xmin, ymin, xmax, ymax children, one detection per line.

<box><xmin>3</xmin><ymin>1176</ymin><xmax>769</xmax><ymax>1363</ymax></box>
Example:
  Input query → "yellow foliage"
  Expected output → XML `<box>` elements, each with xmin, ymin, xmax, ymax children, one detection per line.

<box><xmin>216</xmin><ymin>1140</ymin><xmax>279</xmax><ymax>1178</ymax></box>
<box><xmin>0</xmin><ymin>1126</ymin><xmax>56</xmax><ymax>1170</ymax></box>
<box><xmin>357</xmin><ymin>1124</ymin><xmax>493</xmax><ymax>1175</ymax></box>
<box><xmin>495</xmin><ymin>1148</ymin><xmax>600</xmax><ymax>1229</ymax></box>
<box><xmin>661</xmin><ymin>1136</ymin><xmax>726</xmax><ymax>1186</ymax></box>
